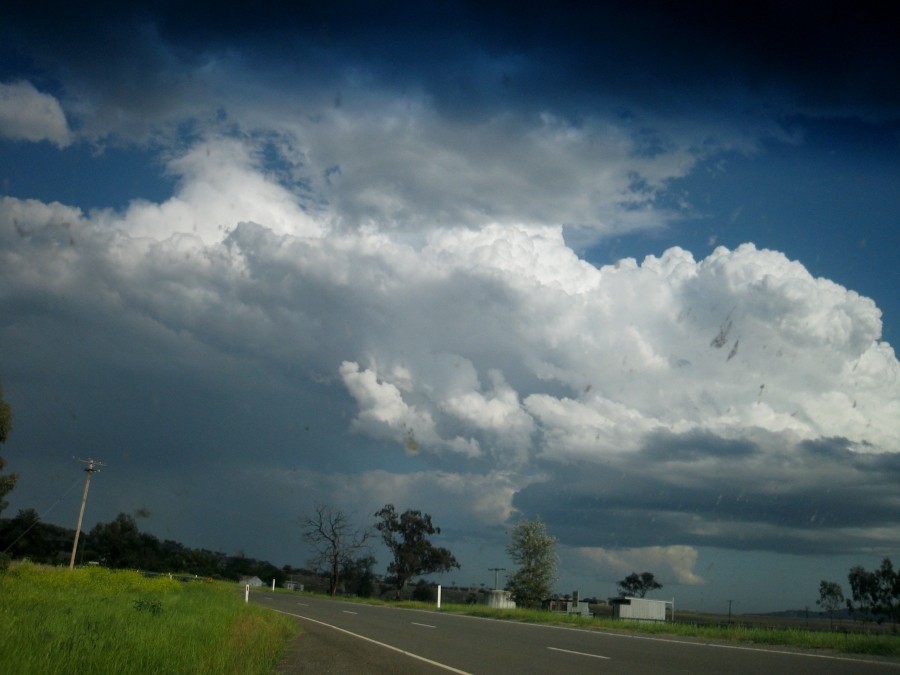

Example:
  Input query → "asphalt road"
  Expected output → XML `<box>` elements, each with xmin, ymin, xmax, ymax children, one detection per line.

<box><xmin>252</xmin><ymin>592</ymin><xmax>900</xmax><ymax>674</ymax></box>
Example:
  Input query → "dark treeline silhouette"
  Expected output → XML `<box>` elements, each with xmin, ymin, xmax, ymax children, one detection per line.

<box><xmin>0</xmin><ymin>509</ymin><xmax>305</xmax><ymax>586</ymax></box>
<box><xmin>3</xmin><ymin>503</ymin><xmax>460</xmax><ymax>601</ymax></box>
<box><xmin>820</xmin><ymin>557</ymin><xmax>900</xmax><ymax>626</ymax></box>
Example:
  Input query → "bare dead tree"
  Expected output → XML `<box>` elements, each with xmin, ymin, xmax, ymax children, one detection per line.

<box><xmin>302</xmin><ymin>504</ymin><xmax>371</xmax><ymax>596</ymax></box>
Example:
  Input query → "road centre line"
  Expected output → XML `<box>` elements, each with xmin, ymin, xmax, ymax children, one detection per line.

<box><xmin>412</xmin><ymin>622</ymin><xmax>437</xmax><ymax>628</ymax></box>
<box><xmin>548</xmin><ymin>646</ymin><xmax>611</xmax><ymax>660</ymax></box>
<box><xmin>342</xmin><ymin>610</ymin><xmax>358</xmax><ymax>615</ymax></box>
<box><xmin>444</xmin><ymin>614</ymin><xmax>900</xmax><ymax>667</ymax></box>
<box><xmin>267</xmin><ymin>601</ymin><xmax>900</xmax><ymax>670</ymax></box>
<box><xmin>271</xmin><ymin>608</ymin><xmax>472</xmax><ymax>674</ymax></box>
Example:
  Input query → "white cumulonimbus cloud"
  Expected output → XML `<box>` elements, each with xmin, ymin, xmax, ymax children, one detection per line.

<box><xmin>1</xmin><ymin>132</ymin><xmax>898</xmax><ymax>559</ymax></box>
<box><xmin>3</xmin><ymin>145</ymin><xmax>897</xmax><ymax>464</ymax></box>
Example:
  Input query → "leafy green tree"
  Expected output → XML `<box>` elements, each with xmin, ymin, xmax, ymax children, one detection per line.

<box><xmin>411</xmin><ymin>578</ymin><xmax>437</xmax><ymax>602</ymax></box>
<box><xmin>374</xmin><ymin>504</ymin><xmax>459</xmax><ymax>599</ymax></box>
<box><xmin>852</xmin><ymin>558</ymin><xmax>900</xmax><ymax>625</ymax></box>
<box><xmin>0</xmin><ymin>509</ymin><xmax>70</xmax><ymax>562</ymax></box>
<box><xmin>505</xmin><ymin>516</ymin><xmax>557</xmax><ymax>609</ymax></box>
<box><xmin>847</xmin><ymin>563</ymin><xmax>881</xmax><ymax>623</ymax></box>
<box><xmin>86</xmin><ymin>512</ymin><xmax>163</xmax><ymax>569</ymax></box>
<box><xmin>617</xmin><ymin>571</ymin><xmax>663</xmax><ymax>598</ymax></box>
<box><xmin>876</xmin><ymin>558</ymin><xmax>900</xmax><ymax>624</ymax></box>
<box><xmin>0</xmin><ymin>381</ymin><xmax>15</xmax><ymax>516</ymax></box>
<box><xmin>302</xmin><ymin>504</ymin><xmax>371</xmax><ymax>596</ymax></box>
<box><xmin>816</xmin><ymin>580</ymin><xmax>845</xmax><ymax>628</ymax></box>
<box><xmin>341</xmin><ymin>554</ymin><xmax>377</xmax><ymax>597</ymax></box>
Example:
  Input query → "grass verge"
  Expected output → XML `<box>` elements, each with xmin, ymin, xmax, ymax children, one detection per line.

<box><xmin>0</xmin><ymin>562</ymin><xmax>298</xmax><ymax>674</ymax></box>
<box><xmin>441</xmin><ymin>603</ymin><xmax>900</xmax><ymax>657</ymax></box>
<box><xmin>294</xmin><ymin>592</ymin><xmax>900</xmax><ymax>658</ymax></box>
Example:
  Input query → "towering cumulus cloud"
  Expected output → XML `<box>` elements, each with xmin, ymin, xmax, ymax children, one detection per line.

<box><xmin>3</xmin><ymin>177</ymin><xmax>896</xmax><ymax>579</ymax></box>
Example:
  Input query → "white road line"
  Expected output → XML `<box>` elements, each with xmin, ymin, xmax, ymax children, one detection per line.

<box><xmin>412</xmin><ymin>622</ymin><xmax>436</xmax><ymax>628</ymax></box>
<box><xmin>296</xmin><ymin>602</ymin><xmax>308</xmax><ymax>606</ymax></box>
<box><xmin>342</xmin><ymin>610</ymin><xmax>358</xmax><ymax>615</ymax></box>
<box><xmin>548</xmin><ymin>646</ymin><xmax>611</xmax><ymax>660</ymax></box>
<box><xmin>271</xmin><ymin>609</ymin><xmax>472</xmax><ymax>674</ymax></box>
<box><xmin>583</xmin><ymin>629</ymin><xmax>900</xmax><ymax>666</ymax></box>
<box><xmin>453</xmin><ymin>615</ymin><xmax>899</xmax><ymax>667</ymax></box>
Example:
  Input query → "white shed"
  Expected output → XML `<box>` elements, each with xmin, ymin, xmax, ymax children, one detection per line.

<box><xmin>610</xmin><ymin>596</ymin><xmax>673</xmax><ymax>622</ymax></box>
<box><xmin>484</xmin><ymin>589</ymin><xmax>516</xmax><ymax>608</ymax></box>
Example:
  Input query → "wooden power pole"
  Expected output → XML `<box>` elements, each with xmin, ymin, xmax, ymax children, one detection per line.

<box><xmin>69</xmin><ymin>458</ymin><xmax>104</xmax><ymax>569</ymax></box>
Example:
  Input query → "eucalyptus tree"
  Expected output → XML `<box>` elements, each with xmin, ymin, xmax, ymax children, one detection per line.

<box><xmin>506</xmin><ymin>516</ymin><xmax>558</xmax><ymax>609</ymax></box>
<box><xmin>374</xmin><ymin>504</ymin><xmax>459</xmax><ymax>599</ymax></box>
<box><xmin>617</xmin><ymin>571</ymin><xmax>663</xmax><ymax>598</ymax></box>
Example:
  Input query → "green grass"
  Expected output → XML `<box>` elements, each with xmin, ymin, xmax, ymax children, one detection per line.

<box><xmin>0</xmin><ymin>562</ymin><xmax>298</xmax><ymax>674</ymax></box>
<box><xmin>436</xmin><ymin>604</ymin><xmax>900</xmax><ymax>657</ymax></box>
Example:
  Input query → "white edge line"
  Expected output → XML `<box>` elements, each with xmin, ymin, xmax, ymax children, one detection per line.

<box><xmin>272</xmin><ymin>609</ymin><xmax>472</xmax><ymax>675</ymax></box>
<box><xmin>548</xmin><ymin>646</ymin><xmax>611</xmax><ymax>660</ymax></box>
<box><xmin>268</xmin><ymin>602</ymin><xmax>900</xmax><ymax>669</ymax></box>
<box><xmin>438</xmin><ymin>614</ymin><xmax>900</xmax><ymax>668</ymax></box>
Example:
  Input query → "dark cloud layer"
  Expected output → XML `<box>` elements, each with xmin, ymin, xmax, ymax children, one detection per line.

<box><xmin>5</xmin><ymin>1</ymin><xmax>899</xmax><ymax>122</ymax></box>
<box><xmin>516</xmin><ymin>431</ymin><xmax>900</xmax><ymax>556</ymax></box>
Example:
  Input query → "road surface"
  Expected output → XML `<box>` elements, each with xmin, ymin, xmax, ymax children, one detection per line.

<box><xmin>252</xmin><ymin>592</ymin><xmax>900</xmax><ymax>674</ymax></box>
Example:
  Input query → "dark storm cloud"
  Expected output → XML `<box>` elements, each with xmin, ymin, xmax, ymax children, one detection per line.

<box><xmin>4</xmin><ymin>1</ymin><xmax>899</xmax><ymax>125</ymax></box>
<box><xmin>515</xmin><ymin>430</ymin><xmax>900</xmax><ymax>556</ymax></box>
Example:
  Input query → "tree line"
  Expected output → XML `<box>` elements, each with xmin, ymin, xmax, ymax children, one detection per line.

<box><xmin>301</xmin><ymin>502</ymin><xmax>461</xmax><ymax>599</ymax></box>
<box><xmin>2</xmin><ymin>497</ymin><xmax>664</xmax><ymax>608</ymax></box>
<box><xmin>305</xmin><ymin>506</ymin><xmax>563</xmax><ymax>605</ymax></box>
<box><xmin>818</xmin><ymin>558</ymin><xmax>900</xmax><ymax>625</ymax></box>
<box><xmin>1</xmin><ymin>509</ymin><xmax>297</xmax><ymax>584</ymax></box>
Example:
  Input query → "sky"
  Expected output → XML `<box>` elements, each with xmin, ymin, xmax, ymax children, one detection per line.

<box><xmin>1</xmin><ymin>1</ymin><xmax>899</xmax><ymax>613</ymax></box>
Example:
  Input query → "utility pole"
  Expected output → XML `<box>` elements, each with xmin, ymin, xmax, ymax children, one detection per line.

<box><xmin>488</xmin><ymin>567</ymin><xmax>506</xmax><ymax>590</ymax></box>
<box><xmin>69</xmin><ymin>458</ymin><xmax>104</xmax><ymax>569</ymax></box>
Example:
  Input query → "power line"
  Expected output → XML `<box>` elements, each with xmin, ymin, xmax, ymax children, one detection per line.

<box><xmin>2</xmin><ymin>475</ymin><xmax>83</xmax><ymax>554</ymax></box>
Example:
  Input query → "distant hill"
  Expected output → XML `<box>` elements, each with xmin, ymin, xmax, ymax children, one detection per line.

<box><xmin>750</xmin><ymin>608</ymin><xmax>851</xmax><ymax>619</ymax></box>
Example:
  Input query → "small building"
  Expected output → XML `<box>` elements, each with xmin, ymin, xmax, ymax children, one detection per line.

<box><xmin>546</xmin><ymin>598</ymin><xmax>591</xmax><ymax>616</ymax></box>
<box><xmin>610</xmin><ymin>596</ymin><xmax>673</xmax><ymax>622</ymax></box>
<box><xmin>483</xmin><ymin>589</ymin><xmax>516</xmax><ymax>609</ymax></box>
<box><xmin>239</xmin><ymin>576</ymin><xmax>264</xmax><ymax>587</ymax></box>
